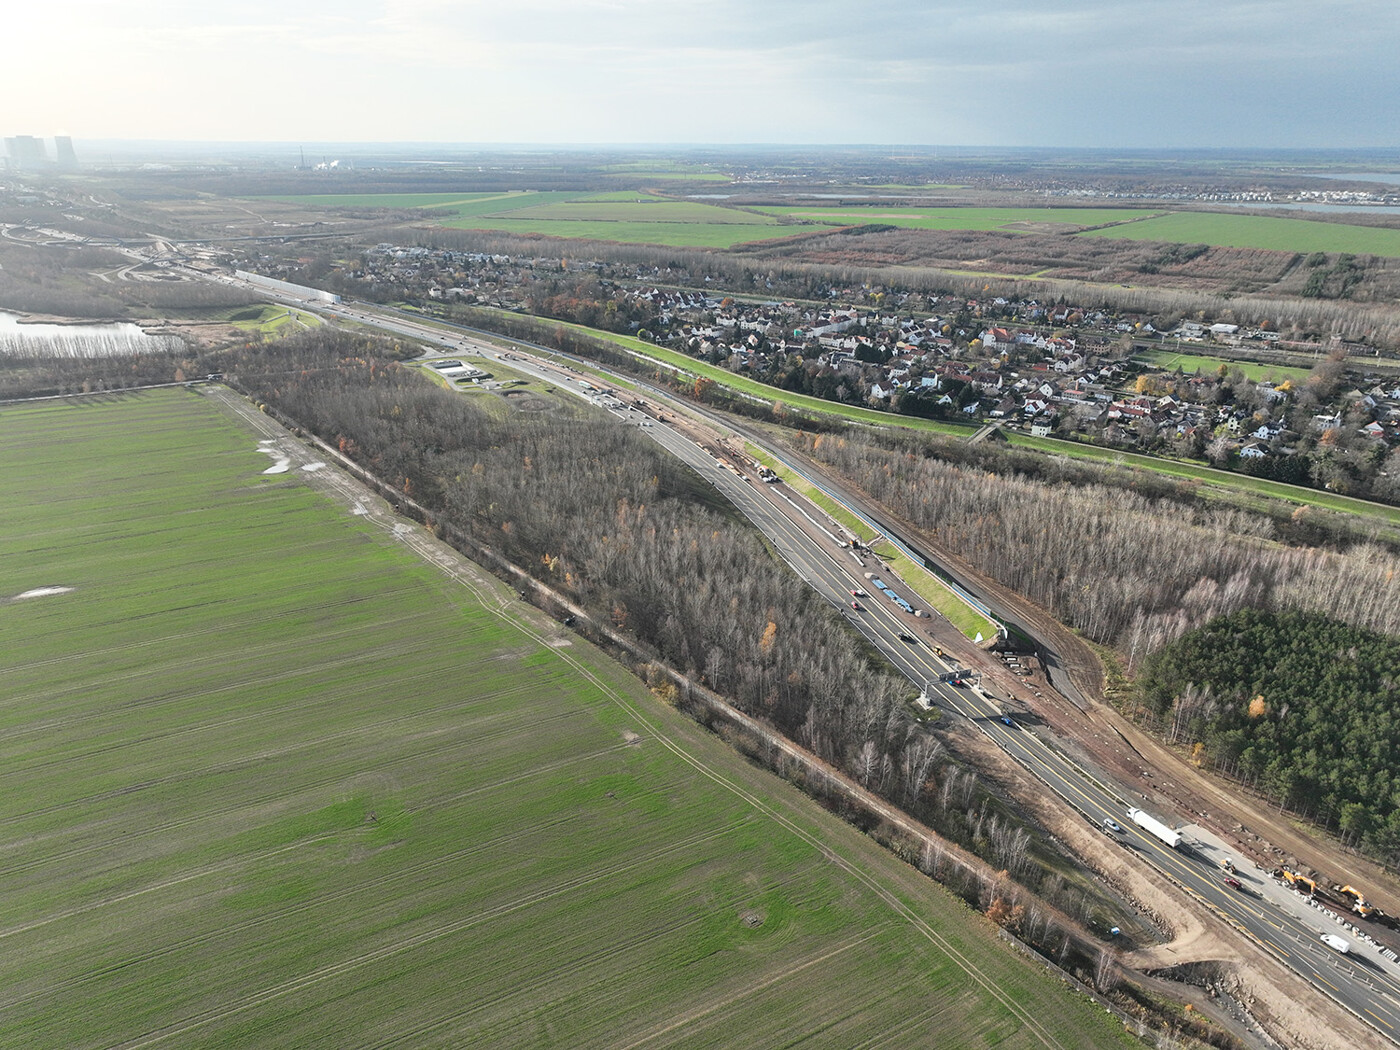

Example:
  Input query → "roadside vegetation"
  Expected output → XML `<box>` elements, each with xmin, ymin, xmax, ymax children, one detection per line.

<box><xmin>798</xmin><ymin>429</ymin><xmax>1400</xmax><ymax>658</ymax></box>
<box><xmin>745</xmin><ymin>443</ymin><xmax>998</xmax><ymax>641</ymax></box>
<box><xmin>227</xmin><ymin>303</ymin><xmax>320</xmax><ymax>335</ymax></box>
<box><xmin>785</xmin><ymin>426</ymin><xmax>1400</xmax><ymax>860</ymax></box>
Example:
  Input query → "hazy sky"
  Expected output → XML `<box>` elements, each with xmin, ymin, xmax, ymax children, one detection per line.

<box><xmin>10</xmin><ymin>0</ymin><xmax>1398</xmax><ymax>147</ymax></box>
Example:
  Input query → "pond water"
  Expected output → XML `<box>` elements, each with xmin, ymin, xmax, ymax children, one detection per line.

<box><xmin>0</xmin><ymin>312</ymin><xmax>183</xmax><ymax>356</ymax></box>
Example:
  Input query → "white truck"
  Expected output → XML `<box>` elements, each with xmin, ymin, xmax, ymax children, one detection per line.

<box><xmin>1126</xmin><ymin>807</ymin><xmax>1182</xmax><ymax>849</ymax></box>
<box><xmin>1321</xmin><ymin>934</ymin><xmax>1351</xmax><ymax>954</ymax></box>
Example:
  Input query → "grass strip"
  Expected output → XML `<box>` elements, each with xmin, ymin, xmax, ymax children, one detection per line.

<box><xmin>746</xmin><ymin>444</ymin><xmax>996</xmax><ymax>641</ymax></box>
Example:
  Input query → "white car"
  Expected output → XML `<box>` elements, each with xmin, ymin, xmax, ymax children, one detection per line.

<box><xmin>1102</xmin><ymin>818</ymin><xmax>1123</xmax><ymax>833</ymax></box>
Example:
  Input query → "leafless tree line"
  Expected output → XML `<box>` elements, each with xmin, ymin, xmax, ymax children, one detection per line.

<box><xmin>801</xmin><ymin>431</ymin><xmax>1400</xmax><ymax>666</ymax></box>
<box><xmin>229</xmin><ymin>332</ymin><xmax>914</xmax><ymax>764</ymax></box>
<box><xmin>0</xmin><ymin>330</ymin><xmax>185</xmax><ymax>358</ymax></box>
<box><xmin>216</xmin><ymin>331</ymin><xmax>1148</xmax><ymax>919</ymax></box>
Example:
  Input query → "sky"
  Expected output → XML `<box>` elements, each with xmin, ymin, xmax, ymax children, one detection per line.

<box><xmin>8</xmin><ymin>0</ymin><xmax>1399</xmax><ymax>148</ymax></box>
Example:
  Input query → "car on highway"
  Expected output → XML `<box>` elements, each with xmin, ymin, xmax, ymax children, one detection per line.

<box><xmin>1102</xmin><ymin>818</ymin><xmax>1123</xmax><ymax>833</ymax></box>
<box><xmin>850</xmin><ymin>588</ymin><xmax>867</xmax><ymax>598</ymax></box>
<box><xmin>898</xmin><ymin>633</ymin><xmax>918</xmax><ymax>644</ymax></box>
<box><xmin>1223</xmin><ymin>876</ymin><xmax>1243</xmax><ymax>890</ymax></box>
<box><xmin>850</xmin><ymin>600</ymin><xmax>862</xmax><ymax>611</ymax></box>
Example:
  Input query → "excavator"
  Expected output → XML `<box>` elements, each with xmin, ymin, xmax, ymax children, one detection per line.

<box><xmin>1278</xmin><ymin>869</ymin><xmax>1387</xmax><ymax>921</ymax></box>
<box><xmin>1337</xmin><ymin>885</ymin><xmax>1383</xmax><ymax>920</ymax></box>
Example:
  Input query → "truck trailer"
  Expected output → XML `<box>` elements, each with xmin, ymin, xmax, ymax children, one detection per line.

<box><xmin>1126</xmin><ymin>807</ymin><xmax>1183</xmax><ymax>849</ymax></box>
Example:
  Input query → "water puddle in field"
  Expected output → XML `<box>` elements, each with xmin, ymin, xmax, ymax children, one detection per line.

<box><xmin>256</xmin><ymin>442</ymin><xmax>291</xmax><ymax>474</ymax></box>
<box><xmin>12</xmin><ymin>586</ymin><xmax>74</xmax><ymax>600</ymax></box>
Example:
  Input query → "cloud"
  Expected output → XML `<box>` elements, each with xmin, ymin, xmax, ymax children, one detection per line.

<box><xmin>7</xmin><ymin>0</ymin><xmax>1398</xmax><ymax>145</ymax></box>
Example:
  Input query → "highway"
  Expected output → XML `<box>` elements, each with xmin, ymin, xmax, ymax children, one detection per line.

<box><xmin>603</xmin><ymin>365</ymin><xmax>1400</xmax><ymax>1046</ymax></box>
<box><xmin>205</xmin><ymin>273</ymin><xmax>1400</xmax><ymax>1045</ymax></box>
<box><xmin>416</xmin><ymin>326</ymin><xmax>1400</xmax><ymax>1044</ymax></box>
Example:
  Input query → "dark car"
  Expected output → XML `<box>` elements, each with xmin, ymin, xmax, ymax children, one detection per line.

<box><xmin>898</xmin><ymin>633</ymin><xmax>918</xmax><ymax>644</ymax></box>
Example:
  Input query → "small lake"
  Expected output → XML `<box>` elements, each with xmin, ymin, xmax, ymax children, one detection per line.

<box><xmin>0</xmin><ymin>312</ymin><xmax>183</xmax><ymax>356</ymax></box>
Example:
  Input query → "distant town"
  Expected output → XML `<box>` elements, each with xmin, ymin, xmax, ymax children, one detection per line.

<box><xmin>259</xmin><ymin>240</ymin><xmax>1400</xmax><ymax>501</ymax></box>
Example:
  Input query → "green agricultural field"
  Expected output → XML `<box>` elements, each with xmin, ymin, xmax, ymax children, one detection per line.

<box><xmin>573</xmin><ymin>190</ymin><xmax>670</xmax><ymax>202</ymax></box>
<box><xmin>0</xmin><ymin>389</ymin><xmax>1135</xmax><ymax>1049</ymax></box>
<box><xmin>259</xmin><ymin>190</ymin><xmax>790</xmax><ymax>247</ymax></box>
<box><xmin>423</xmin><ymin>190</ymin><xmax>588</xmax><ymax>219</ymax></box>
<box><xmin>442</xmin><ymin>216</ymin><xmax>792</xmax><ymax>248</ymax></box>
<box><xmin>1137</xmin><ymin>348</ymin><xmax>1311</xmax><ymax>383</ymax></box>
<box><xmin>500</xmin><ymin>200</ymin><xmax>778</xmax><ymax>225</ymax></box>
<box><xmin>757</xmin><ymin>205</ymin><xmax>1162</xmax><ymax>232</ymax></box>
<box><xmin>261</xmin><ymin>190</ymin><xmax>522</xmax><ymax>209</ymax></box>
<box><xmin>257</xmin><ymin>190</ymin><xmax>582</xmax><ymax>221</ymax></box>
<box><xmin>1080</xmin><ymin>210</ymin><xmax>1400</xmax><ymax>258</ymax></box>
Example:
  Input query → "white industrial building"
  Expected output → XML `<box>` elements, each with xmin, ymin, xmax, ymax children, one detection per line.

<box><xmin>235</xmin><ymin>270</ymin><xmax>341</xmax><ymax>304</ymax></box>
